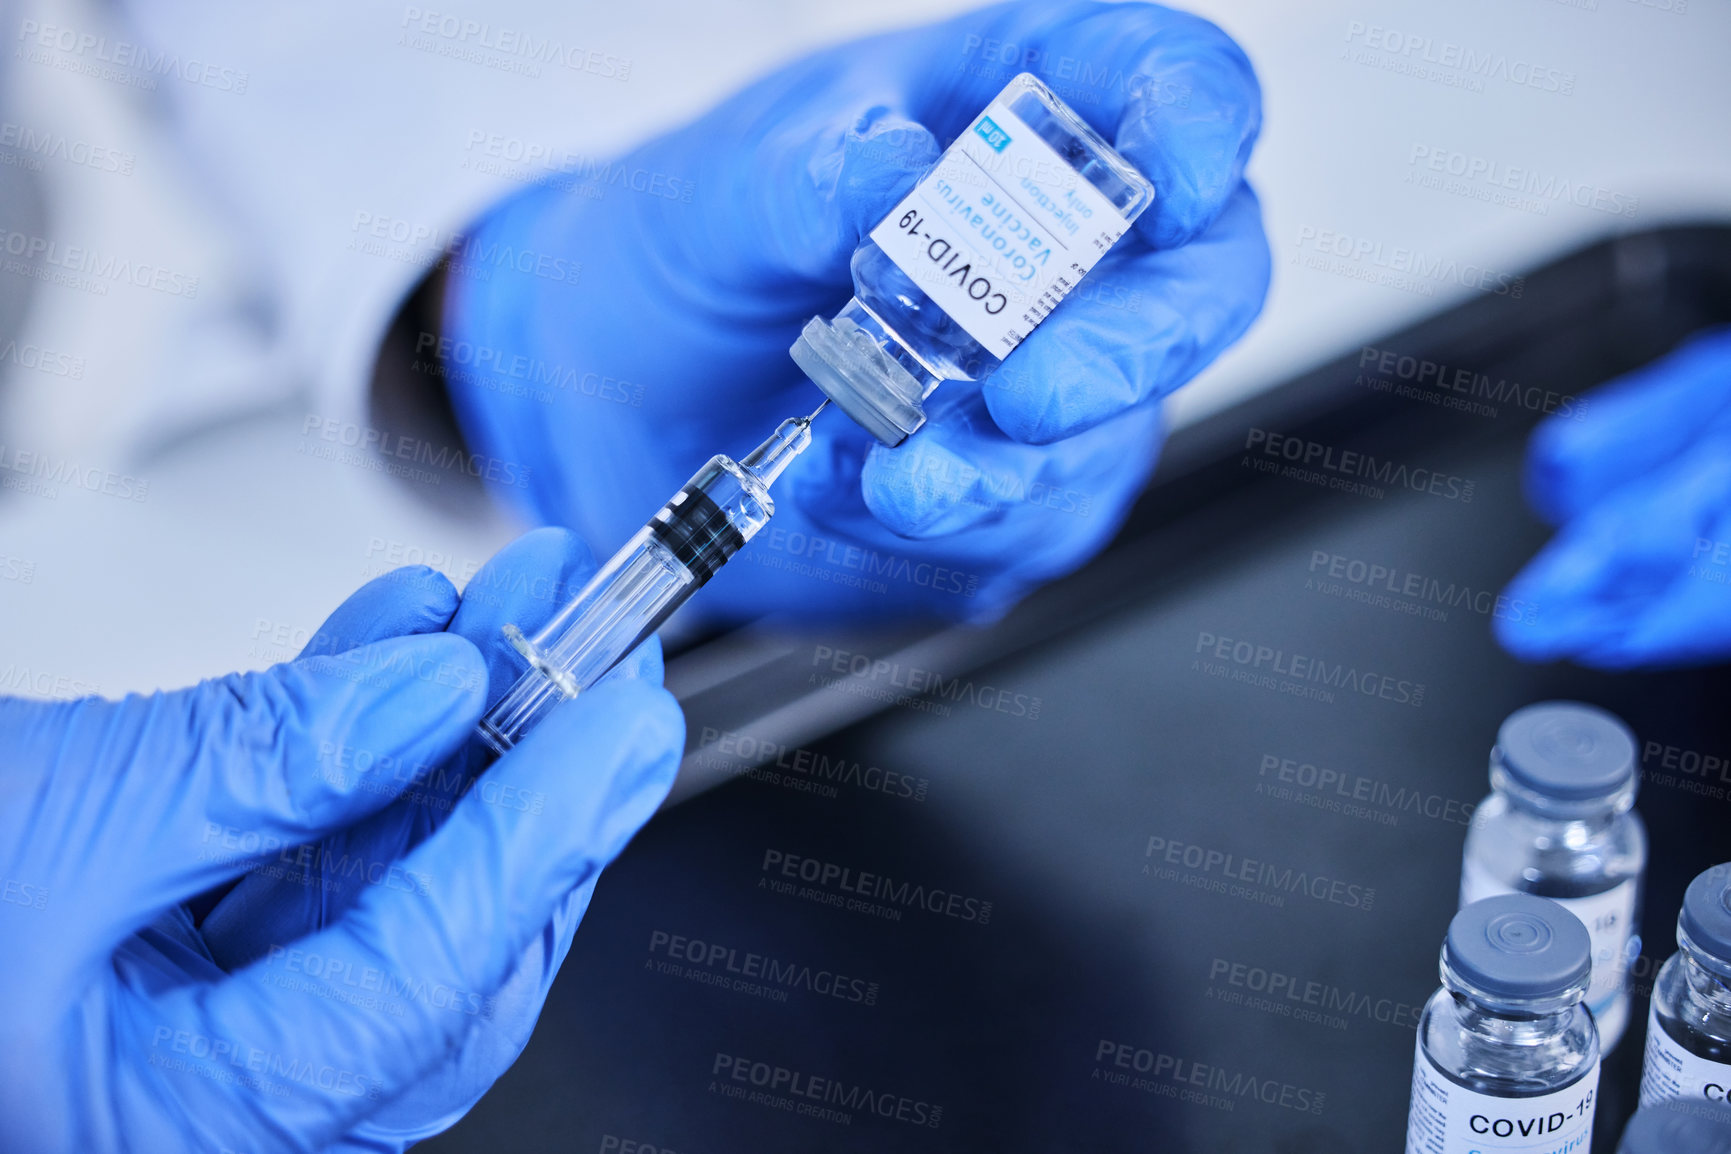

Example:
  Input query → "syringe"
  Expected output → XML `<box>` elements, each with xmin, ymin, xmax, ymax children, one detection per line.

<box><xmin>477</xmin><ymin>403</ymin><xmax>825</xmax><ymax>755</ymax></box>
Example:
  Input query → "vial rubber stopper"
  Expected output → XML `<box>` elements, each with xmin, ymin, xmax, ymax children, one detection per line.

<box><xmin>1679</xmin><ymin>862</ymin><xmax>1731</xmax><ymax>978</ymax></box>
<box><xmin>1494</xmin><ymin>701</ymin><xmax>1637</xmax><ymax>800</ymax></box>
<box><xmin>1446</xmin><ymin>893</ymin><xmax>1592</xmax><ymax>1001</ymax></box>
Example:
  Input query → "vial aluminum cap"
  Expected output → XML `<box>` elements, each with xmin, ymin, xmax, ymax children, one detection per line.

<box><xmin>1616</xmin><ymin>1098</ymin><xmax>1731</xmax><ymax>1154</ymax></box>
<box><xmin>1447</xmin><ymin>894</ymin><xmax>1591</xmax><ymax>1001</ymax></box>
<box><xmin>1494</xmin><ymin>701</ymin><xmax>1637</xmax><ymax>800</ymax></box>
<box><xmin>1679</xmin><ymin>862</ymin><xmax>1731</xmax><ymax>969</ymax></box>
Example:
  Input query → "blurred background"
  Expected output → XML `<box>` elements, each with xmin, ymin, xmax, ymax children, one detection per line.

<box><xmin>1</xmin><ymin>1</ymin><xmax>1728</xmax><ymax>1151</ymax></box>
<box><xmin>1</xmin><ymin>0</ymin><xmax>1725</xmax><ymax>694</ymax></box>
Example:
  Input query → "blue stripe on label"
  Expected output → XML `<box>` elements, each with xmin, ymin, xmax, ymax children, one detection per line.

<box><xmin>973</xmin><ymin>115</ymin><xmax>1011</xmax><ymax>152</ymax></box>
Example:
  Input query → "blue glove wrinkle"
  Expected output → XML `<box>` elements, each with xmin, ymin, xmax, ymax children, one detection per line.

<box><xmin>805</xmin><ymin>399</ymin><xmax>1161</xmax><ymax>619</ymax></box>
<box><xmin>202</xmin><ymin>529</ymin><xmax>613</xmax><ymax>981</ymax></box>
<box><xmin>116</xmin><ymin>907</ymin><xmax>224</xmax><ymax>996</ymax></box>
<box><xmin>0</xmin><ymin>626</ymin><xmax>583</xmax><ymax>1150</ymax></box>
<box><xmin>190</xmin><ymin>563</ymin><xmax>472</xmax><ymax>930</ymax></box>
<box><xmin>861</xmin><ymin>390</ymin><xmax>1011</xmax><ymax>538</ymax></box>
<box><xmin>228</xmin><ymin>636</ymin><xmax>486</xmax><ymax>835</ymax></box>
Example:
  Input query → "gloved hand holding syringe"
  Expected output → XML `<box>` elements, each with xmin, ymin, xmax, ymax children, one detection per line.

<box><xmin>479</xmin><ymin>72</ymin><xmax>1157</xmax><ymax>754</ymax></box>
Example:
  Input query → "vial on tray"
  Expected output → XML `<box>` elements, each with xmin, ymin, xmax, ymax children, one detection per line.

<box><xmin>1640</xmin><ymin>862</ymin><xmax>1731</xmax><ymax>1110</ymax></box>
<box><xmin>1406</xmin><ymin>894</ymin><xmax>1600</xmax><ymax>1154</ymax></box>
<box><xmin>790</xmin><ymin>72</ymin><xmax>1154</xmax><ymax>446</ymax></box>
<box><xmin>1459</xmin><ymin>701</ymin><xmax>1647</xmax><ymax>1052</ymax></box>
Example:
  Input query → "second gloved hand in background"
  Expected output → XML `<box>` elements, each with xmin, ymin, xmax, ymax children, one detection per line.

<box><xmin>440</xmin><ymin>0</ymin><xmax>1269</xmax><ymax>622</ymax></box>
<box><xmin>1497</xmin><ymin>326</ymin><xmax>1731</xmax><ymax>669</ymax></box>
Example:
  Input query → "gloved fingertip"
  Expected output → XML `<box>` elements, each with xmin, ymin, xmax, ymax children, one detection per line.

<box><xmin>835</xmin><ymin>108</ymin><xmax>940</xmax><ymax>241</ymax></box>
<box><xmin>377</xmin><ymin>563</ymin><xmax>464</xmax><ymax>612</ymax></box>
<box><xmin>1520</xmin><ymin>411</ymin><xmax>1601</xmax><ymax>525</ymax></box>
<box><xmin>860</xmin><ymin>439</ymin><xmax>996</xmax><ymax>539</ymax></box>
<box><xmin>1491</xmin><ymin>603</ymin><xmax>1562</xmax><ymax>664</ymax></box>
<box><xmin>1119</xmin><ymin>23</ymin><xmax>1262</xmax><ymax>249</ymax></box>
<box><xmin>984</xmin><ymin>345</ymin><xmax>1142</xmax><ymax>446</ymax></box>
<box><xmin>487</xmin><ymin>525</ymin><xmax>599</xmax><ymax>586</ymax></box>
<box><xmin>980</xmin><ymin>370</ymin><xmax>1070</xmax><ymax>446</ymax></box>
<box><xmin>300</xmin><ymin>565</ymin><xmax>462</xmax><ymax>660</ymax></box>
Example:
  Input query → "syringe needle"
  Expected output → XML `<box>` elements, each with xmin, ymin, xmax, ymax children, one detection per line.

<box><xmin>806</xmin><ymin>398</ymin><xmax>831</xmax><ymax>424</ymax></box>
<box><xmin>739</xmin><ymin>413</ymin><xmax>816</xmax><ymax>488</ymax></box>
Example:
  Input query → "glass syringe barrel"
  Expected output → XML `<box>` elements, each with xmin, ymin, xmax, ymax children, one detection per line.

<box><xmin>477</xmin><ymin>417</ymin><xmax>811</xmax><ymax>755</ymax></box>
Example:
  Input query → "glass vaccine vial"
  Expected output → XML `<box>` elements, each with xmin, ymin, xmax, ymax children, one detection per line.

<box><xmin>1407</xmin><ymin>894</ymin><xmax>1600</xmax><ymax>1154</ymax></box>
<box><xmin>790</xmin><ymin>72</ymin><xmax>1155</xmax><ymax>446</ymax></box>
<box><xmin>1459</xmin><ymin>702</ymin><xmax>1647</xmax><ymax>1052</ymax></box>
<box><xmin>1640</xmin><ymin>862</ymin><xmax>1731</xmax><ymax>1110</ymax></box>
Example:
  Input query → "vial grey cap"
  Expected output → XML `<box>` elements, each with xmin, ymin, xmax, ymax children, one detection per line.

<box><xmin>1447</xmin><ymin>894</ymin><xmax>1591</xmax><ymax>1001</ymax></box>
<box><xmin>1680</xmin><ymin>862</ymin><xmax>1731</xmax><ymax>970</ymax></box>
<box><xmin>1495</xmin><ymin>701</ymin><xmax>1637</xmax><ymax>800</ymax></box>
<box><xmin>1616</xmin><ymin>1099</ymin><xmax>1731</xmax><ymax>1154</ymax></box>
<box><xmin>790</xmin><ymin>316</ymin><xmax>925</xmax><ymax>447</ymax></box>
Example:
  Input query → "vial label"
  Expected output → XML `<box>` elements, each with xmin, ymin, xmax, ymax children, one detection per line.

<box><xmin>1640</xmin><ymin>1003</ymin><xmax>1731</xmax><ymax>1109</ymax></box>
<box><xmin>868</xmin><ymin>98</ymin><xmax>1132</xmax><ymax>358</ymax></box>
<box><xmin>1406</xmin><ymin>1042</ymin><xmax>1598</xmax><ymax>1153</ymax></box>
<box><xmin>1460</xmin><ymin>863</ymin><xmax>1637</xmax><ymax>1016</ymax></box>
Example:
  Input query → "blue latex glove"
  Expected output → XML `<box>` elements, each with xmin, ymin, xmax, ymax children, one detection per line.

<box><xmin>0</xmin><ymin>530</ymin><xmax>683</xmax><ymax>1152</ymax></box>
<box><xmin>1497</xmin><ymin>327</ymin><xmax>1731</xmax><ymax>669</ymax></box>
<box><xmin>443</xmin><ymin>0</ymin><xmax>1268</xmax><ymax>622</ymax></box>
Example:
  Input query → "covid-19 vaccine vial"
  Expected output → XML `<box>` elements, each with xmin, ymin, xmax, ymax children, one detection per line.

<box><xmin>790</xmin><ymin>72</ymin><xmax>1155</xmax><ymax>446</ymax></box>
<box><xmin>1460</xmin><ymin>702</ymin><xmax>1647</xmax><ymax>1052</ymax></box>
<box><xmin>1406</xmin><ymin>894</ymin><xmax>1600</xmax><ymax>1154</ymax></box>
<box><xmin>1616</xmin><ymin>1098</ymin><xmax>1731</xmax><ymax>1154</ymax></box>
<box><xmin>1640</xmin><ymin>862</ymin><xmax>1731</xmax><ymax>1110</ymax></box>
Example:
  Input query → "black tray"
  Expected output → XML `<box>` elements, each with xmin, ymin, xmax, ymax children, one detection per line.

<box><xmin>427</xmin><ymin>224</ymin><xmax>1731</xmax><ymax>1154</ymax></box>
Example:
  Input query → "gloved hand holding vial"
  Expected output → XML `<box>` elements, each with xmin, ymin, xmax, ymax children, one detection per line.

<box><xmin>482</xmin><ymin>70</ymin><xmax>1166</xmax><ymax>751</ymax></box>
<box><xmin>443</xmin><ymin>0</ymin><xmax>1269</xmax><ymax>622</ymax></box>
